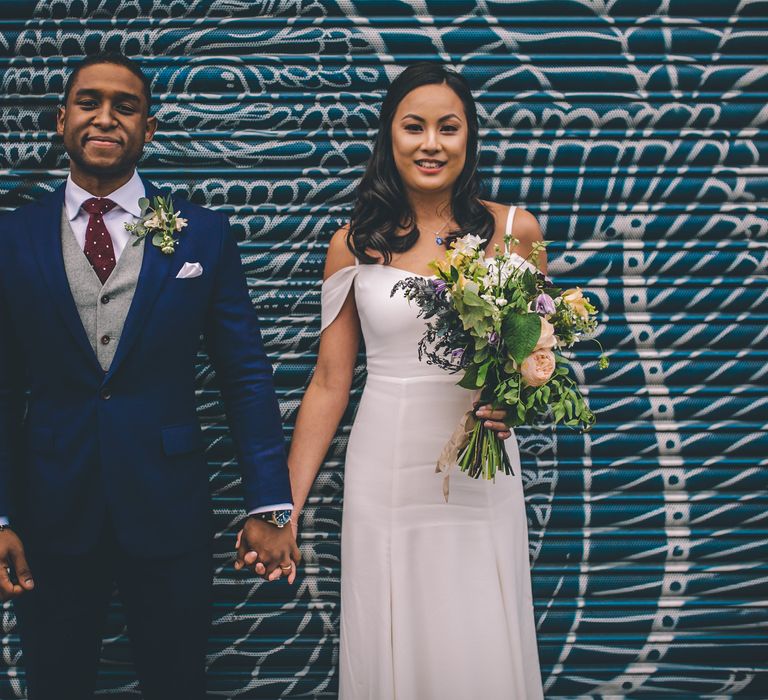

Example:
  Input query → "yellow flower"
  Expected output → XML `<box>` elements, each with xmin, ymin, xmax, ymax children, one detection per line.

<box><xmin>562</xmin><ymin>288</ymin><xmax>590</xmax><ymax>320</ymax></box>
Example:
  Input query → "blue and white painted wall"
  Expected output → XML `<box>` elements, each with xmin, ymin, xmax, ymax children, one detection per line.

<box><xmin>1</xmin><ymin>0</ymin><xmax>766</xmax><ymax>697</ymax></box>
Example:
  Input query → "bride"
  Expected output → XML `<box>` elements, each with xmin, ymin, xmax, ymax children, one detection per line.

<box><xmin>288</xmin><ymin>63</ymin><xmax>544</xmax><ymax>699</ymax></box>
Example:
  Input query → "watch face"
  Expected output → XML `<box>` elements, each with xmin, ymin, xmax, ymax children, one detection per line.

<box><xmin>273</xmin><ymin>510</ymin><xmax>292</xmax><ymax>527</ymax></box>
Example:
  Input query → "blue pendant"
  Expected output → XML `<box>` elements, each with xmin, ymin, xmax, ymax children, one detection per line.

<box><xmin>436</xmin><ymin>236</ymin><xmax>444</xmax><ymax>245</ymax></box>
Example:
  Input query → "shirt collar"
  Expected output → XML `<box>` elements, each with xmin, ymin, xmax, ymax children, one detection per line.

<box><xmin>65</xmin><ymin>170</ymin><xmax>145</xmax><ymax>221</ymax></box>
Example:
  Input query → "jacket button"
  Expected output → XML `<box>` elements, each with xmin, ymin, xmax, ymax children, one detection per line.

<box><xmin>100</xmin><ymin>335</ymin><xmax>110</xmax><ymax>345</ymax></box>
<box><xmin>100</xmin><ymin>294</ymin><xmax>110</xmax><ymax>304</ymax></box>
<box><xmin>100</xmin><ymin>388</ymin><xmax>111</xmax><ymax>400</ymax></box>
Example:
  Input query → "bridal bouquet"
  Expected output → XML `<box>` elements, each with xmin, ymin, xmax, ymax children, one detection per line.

<box><xmin>392</xmin><ymin>233</ymin><xmax>607</xmax><ymax>489</ymax></box>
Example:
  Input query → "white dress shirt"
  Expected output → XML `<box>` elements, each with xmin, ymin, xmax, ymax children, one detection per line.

<box><xmin>0</xmin><ymin>173</ymin><xmax>290</xmax><ymax>525</ymax></box>
<box><xmin>65</xmin><ymin>169</ymin><xmax>144</xmax><ymax>260</ymax></box>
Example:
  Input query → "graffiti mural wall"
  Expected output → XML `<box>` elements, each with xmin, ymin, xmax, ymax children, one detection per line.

<box><xmin>1</xmin><ymin>0</ymin><xmax>766</xmax><ymax>697</ymax></box>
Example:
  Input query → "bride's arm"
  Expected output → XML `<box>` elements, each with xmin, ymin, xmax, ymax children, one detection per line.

<box><xmin>288</xmin><ymin>227</ymin><xmax>360</xmax><ymax>533</ymax></box>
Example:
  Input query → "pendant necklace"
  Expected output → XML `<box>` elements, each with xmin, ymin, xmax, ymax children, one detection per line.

<box><xmin>431</xmin><ymin>219</ymin><xmax>451</xmax><ymax>246</ymax></box>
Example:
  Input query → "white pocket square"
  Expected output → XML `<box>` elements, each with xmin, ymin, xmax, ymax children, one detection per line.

<box><xmin>176</xmin><ymin>262</ymin><xmax>203</xmax><ymax>279</ymax></box>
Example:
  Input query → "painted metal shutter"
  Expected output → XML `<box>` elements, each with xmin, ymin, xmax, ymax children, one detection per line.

<box><xmin>1</xmin><ymin>0</ymin><xmax>766</xmax><ymax>697</ymax></box>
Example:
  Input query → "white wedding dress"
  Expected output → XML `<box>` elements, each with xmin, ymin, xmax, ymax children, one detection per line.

<box><xmin>321</xmin><ymin>206</ymin><xmax>544</xmax><ymax>700</ymax></box>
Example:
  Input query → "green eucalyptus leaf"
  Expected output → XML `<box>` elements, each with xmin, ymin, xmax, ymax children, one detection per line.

<box><xmin>152</xmin><ymin>232</ymin><xmax>165</xmax><ymax>246</ymax></box>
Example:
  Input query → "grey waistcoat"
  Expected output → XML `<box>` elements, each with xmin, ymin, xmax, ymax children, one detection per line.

<box><xmin>61</xmin><ymin>208</ymin><xmax>145</xmax><ymax>371</ymax></box>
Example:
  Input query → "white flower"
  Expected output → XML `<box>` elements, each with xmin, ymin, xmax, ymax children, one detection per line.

<box><xmin>145</xmin><ymin>215</ymin><xmax>162</xmax><ymax>229</ymax></box>
<box><xmin>451</xmin><ymin>234</ymin><xmax>484</xmax><ymax>256</ymax></box>
<box><xmin>481</xmin><ymin>293</ymin><xmax>495</xmax><ymax>304</ymax></box>
<box><xmin>175</xmin><ymin>215</ymin><xmax>188</xmax><ymax>231</ymax></box>
<box><xmin>483</xmin><ymin>256</ymin><xmax>516</xmax><ymax>286</ymax></box>
<box><xmin>495</xmin><ymin>298</ymin><xmax>507</xmax><ymax>307</ymax></box>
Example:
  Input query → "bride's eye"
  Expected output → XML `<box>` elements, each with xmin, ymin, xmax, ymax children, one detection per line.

<box><xmin>404</xmin><ymin>123</ymin><xmax>423</xmax><ymax>133</ymax></box>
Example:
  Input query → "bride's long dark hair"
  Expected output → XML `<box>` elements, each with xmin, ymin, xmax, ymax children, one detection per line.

<box><xmin>347</xmin><ymin>62</ymin><xmax>495</xmax><ymax>264</ymax></box>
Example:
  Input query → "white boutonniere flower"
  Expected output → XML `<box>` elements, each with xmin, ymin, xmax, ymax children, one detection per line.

<box><xmin>125</xmin><ymin>195</ymin><xmax>189</xmax><ymax>255</ymax></box>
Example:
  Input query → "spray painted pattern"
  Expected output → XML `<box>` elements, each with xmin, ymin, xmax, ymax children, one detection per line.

<box><xmin>0</xmin><ymin>0</ymin><xmax>767</xmax><ymax>697</ymax></box>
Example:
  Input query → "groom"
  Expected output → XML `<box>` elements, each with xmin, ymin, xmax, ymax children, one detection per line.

<box><xmin>0</xmin><ymin>52</ymin><xmax>299</xmax><ymax>699</ymax></box>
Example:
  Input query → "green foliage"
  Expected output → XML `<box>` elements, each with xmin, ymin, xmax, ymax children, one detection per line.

<box><xmin>501</xmin><ymin>312</ymin><xmax>541</xmax><ymax>364</ymax></box>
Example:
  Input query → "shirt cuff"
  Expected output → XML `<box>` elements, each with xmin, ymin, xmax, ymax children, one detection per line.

<box><xmin>0</xmin><ymin>517</ymin><xmax>9</xmax><ymax>527</ymax></box>
<box><xmin>248</xmin><ymin>503</ymin><xmax>293</xmax><ymax>516</ymax></box>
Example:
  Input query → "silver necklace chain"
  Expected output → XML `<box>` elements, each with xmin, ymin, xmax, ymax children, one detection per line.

<box><xmin>425</xmin><ymin>219</ymin><xmax>451</xmax><ymax>246</ymax></box>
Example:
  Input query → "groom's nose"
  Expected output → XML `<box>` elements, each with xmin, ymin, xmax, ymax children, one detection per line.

<box><xmin>92</xmin><ymin>102</ymin><xmax>118</xmax><ymax>129</ymax></box>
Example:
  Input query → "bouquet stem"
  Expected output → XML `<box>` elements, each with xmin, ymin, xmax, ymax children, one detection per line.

<box><xmin>457</xmin><ymin>419</ymin><xmax>513</xmax><ymax>480</ymax></box>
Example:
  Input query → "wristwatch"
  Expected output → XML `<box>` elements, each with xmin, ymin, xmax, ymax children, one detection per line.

<box><xmin>251</xmin><ymin>509</ymin><xmax>292</xmax><ymax>528</ymax></box>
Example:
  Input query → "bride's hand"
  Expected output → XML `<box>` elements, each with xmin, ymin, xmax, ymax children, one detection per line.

<box><xmin>475</xmin><ymin>404</ymin><xmax>512</xmax><ymax>440</ymax></box>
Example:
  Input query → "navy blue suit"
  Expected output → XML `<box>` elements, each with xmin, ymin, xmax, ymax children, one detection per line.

<box><xmin>0</xmin><ymin>180</ymin><xmax>291</xmax><ymax>698</ymax></box>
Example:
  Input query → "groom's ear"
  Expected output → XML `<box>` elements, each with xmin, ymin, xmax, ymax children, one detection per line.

<box><xmin>144</xmin><ymin>114</ymin><xmax>158</xmax><ymax>144</ymax></box>
<box><xmin>56</xmin><ymin>106</ymin><xmax>66</xmax><ymax>137</ymax></box>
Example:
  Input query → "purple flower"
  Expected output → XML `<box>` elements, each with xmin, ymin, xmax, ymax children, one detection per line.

<box><xmin>450</xmin><ymin>347</ymin><xmax>465</xmax><ymax>363</ymax></box>
<box><xmin>534</xmin><ymin>293</ymin><xmax>556</xmax><ymax>315</ymax></box>
<box><xmin>488</xmin><ymin>331</ymin><xmax>499</xmax><ymax>346</ymax></box>
<box><xmin>432</xmin><ymin>279</ymin><xmax>448</xmax><ymax>297</ymax></box>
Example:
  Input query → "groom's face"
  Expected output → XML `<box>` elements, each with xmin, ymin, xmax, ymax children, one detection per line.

<box><xmin>57</xmin><ymin>63</ymin><xmax>157</xmax><ymax>180</ymax></box>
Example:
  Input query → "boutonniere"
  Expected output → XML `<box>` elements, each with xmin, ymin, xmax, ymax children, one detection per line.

<box><xmin>125</xmin><ymin>195</ymin><xmax>188</xmax><ymax>255</ymax></box>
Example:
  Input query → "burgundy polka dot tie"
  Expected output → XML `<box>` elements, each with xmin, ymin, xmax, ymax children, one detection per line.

<box><xmin>81</xmin><ymin>197</ymin><xmax>118</xmax><ymax>284</ymax></box>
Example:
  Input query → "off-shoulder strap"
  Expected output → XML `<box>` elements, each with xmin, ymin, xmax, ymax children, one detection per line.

<box><xmin>320</xmin><ymin>265</ymin><xmax>358</xmax><ymax>332</ymax></box>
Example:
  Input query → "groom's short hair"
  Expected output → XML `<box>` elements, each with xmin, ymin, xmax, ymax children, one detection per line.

<box><xmin>63</xmin><ymin>52</ymin><xmax>153</xmax><ymax>113</ymax></box>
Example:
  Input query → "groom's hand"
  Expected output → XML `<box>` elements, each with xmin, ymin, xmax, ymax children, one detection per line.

<box><xmin>234</xmin><ymin>518</ymin><xmax>301</xmax><ymax>584</ymax></box>
<box><xmin>0</xmin><ymin>529</ymin><xmax>34</xmax><ymax>600</ymax></box>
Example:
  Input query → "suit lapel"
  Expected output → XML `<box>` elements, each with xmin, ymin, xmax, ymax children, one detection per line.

<box><xmin>29</xmin><ymin>184</ymin><xmax>101</xmax><ymax>371</ymax></box>
<box><xmin>106</xmin><ymin>180</ymin><xmax>175</xmax><ymax>379</ymax></box>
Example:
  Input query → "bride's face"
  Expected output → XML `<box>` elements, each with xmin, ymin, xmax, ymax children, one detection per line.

<box><xmin>391</xmin><ymin>82</ymin><xmax>468</xmax><ymax>197</ymax></box>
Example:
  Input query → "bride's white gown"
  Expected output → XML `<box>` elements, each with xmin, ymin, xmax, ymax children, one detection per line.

<box><xmin>321</xmin><ymin>207</ymin><xmax>544</xmax><ymax>700</ymax></box>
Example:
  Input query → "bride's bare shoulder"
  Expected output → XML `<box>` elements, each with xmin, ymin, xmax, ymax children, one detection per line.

<box><xmin>479</xmin><ymin>201</ymin><xmax>546</xmax><ymax>271</ymax></box>
<box><xmin>481</xmin><ymin>201</ymin><xmax>542</xmax><ymax>254</ymax></box>
<box><xmin>324</xmin><ymin>224</ymin><xmax>358</xmax><ymax>280</ymax></box>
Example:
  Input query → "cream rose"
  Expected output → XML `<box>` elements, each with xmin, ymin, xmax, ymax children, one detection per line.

<box><xmin>562</xmin><ymin>287</ymin><xmax>590</xmax><ymax>320</ymax></box>
<box><xmin>520</xmin><ymin>349</ymin><xmax>555</xmax><ymax>387</ymax></box>
<box><xmin>535</xmin><ymin>317</ymin><xmax>557</xmax><ymax>350</ymax></box>
<box><xmin>145</xmin><ymin>214</ymin><xmax>162</xmax><ymax>229</ymax></box>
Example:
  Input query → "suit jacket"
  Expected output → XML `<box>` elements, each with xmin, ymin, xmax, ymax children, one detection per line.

<box><xmin>0</xmin><ymin>179</ymin><xmax>291</xmax><ymax>556</ymax></box>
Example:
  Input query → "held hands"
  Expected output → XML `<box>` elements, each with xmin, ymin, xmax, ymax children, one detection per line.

<box><xmin>0</xmin><ymin>529</ymin><xmax>34</xmax><ymax>601</ymax></box>
<box><xmin>234</xmin><ymin>517</ymin><xmax>301</xmax><ymax>584</ymax></box>
<box><xmin>475</xmin><ymin>404</ymin><xmax>512</xmax><ymax>441</ymax></box>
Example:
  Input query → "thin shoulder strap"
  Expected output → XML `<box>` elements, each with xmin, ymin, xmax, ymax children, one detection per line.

<box><xmin>504</xmin><ymin>205</ymin><xmax>518</xmax><ymax>239</ymax></box>
<box><xmin>503</xmin><ymin>205</ymin><xmax>518</xmax><ymax>253</ymax></box>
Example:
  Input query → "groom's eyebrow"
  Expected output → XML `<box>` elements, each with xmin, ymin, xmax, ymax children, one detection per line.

<box><xmin>74</xmin><ymin>88</ymin><xmax>142</xmax><ymax>104</ymax></box>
